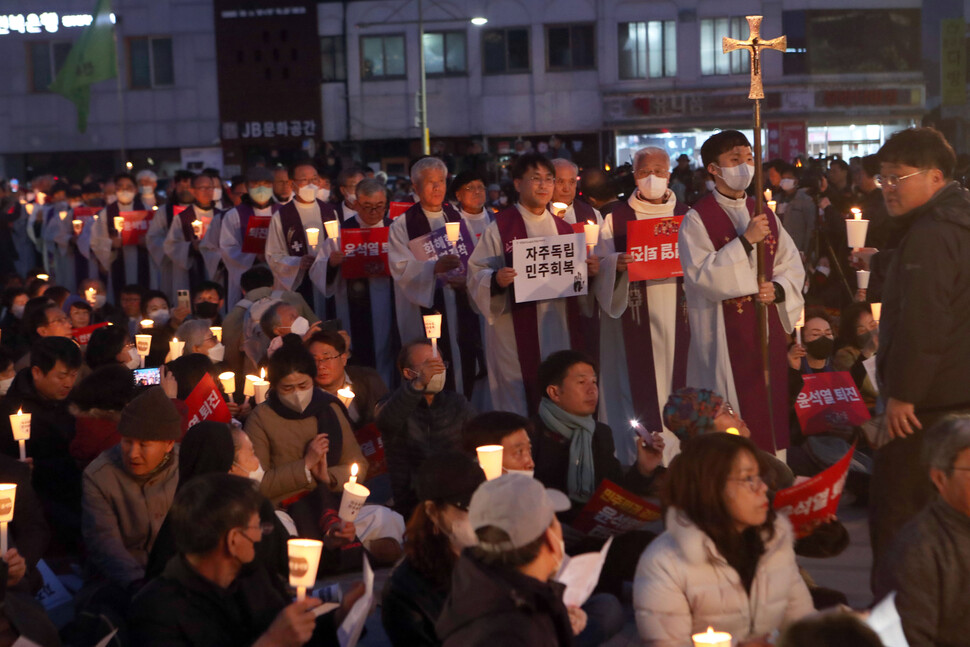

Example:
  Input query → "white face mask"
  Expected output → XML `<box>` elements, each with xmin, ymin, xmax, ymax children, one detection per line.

<box><xmin>116</xmin><ymin>190</ymin><xmax>136</xmax><ymax>205</ymax></box>
<box><xmin>249</xmin><ymin>186</ymin><xmax>273</xmax><ymax>205</ymax></box>
<box><xmin>139</xmin><ymin>184</ymin><xmax>154</xmax><ymax>196</ymax></box>
<box><xmin>212</xmin><ymin>187</ymin><xmax>223</xmax><ymax>203</ymax></box>
<box><xmin>636</xmin><ymin>175</ymin><xmax>668</xmax><ymax>201</ymax></box>
<box><xmin>236</xmin><ymin>462</ymin><xmax>265</xmax><ymax>484</ymax></box>
<box><xmin>289</xmin><ymin>316</ymin><xmax>310</xmax><ymax>337</ymax></box>
<box><xmin>446</xmin><ymin>516</ymin><xmax>478</xmax><ymax>551</ymax></box>
<box><xmin>93</xmin><ymin>294</ymin><xmax>107</xmax><ymax>309</ymax></box>
<box><xmin>424</xmin><ymin>369</ymin><xmax>446</xmax><ymax>394</ymax></box>
<box><xmin>280</xmin><ymin>386</ymin><xmax>314</xmax><ymax>413</ymax></box>
<box><xmin>125</xmin><ymin>349</ymin><xmax>142</xmax><ymax>370</ymax></box>
<box><xmin>316</xmin><ymin>187</ymin><xmax>331</xmax><ymax>202</ymax></box>
<box><xmin>298</xmin><ymin>184</ymin><xmax>318</xmax><ymax>202</ymax></box>
<box><xmin>716</xmin><ymin>163</ymin><xmax>755</xmax><ymax>192</ymax></box>
<box><xmin>149</xmin><ymin>308</ymin><xmax>170</xmax><ymax>325</ymax></box>
<box><xmin>0</xmin><ymin>377</ymin><xmax>13</xmax><ymax>396</ymax></box>
<box><xmin>504</xmin><ymin>468</ymin><xmax>535</xmax><ymax>479</ymax></box>
<box><xmin>498</xmin><ymin>195</ymin><xmax>508</xmax><ymax>205</ymax></box>
<box><xmin>207</xmin><ymin>342</ymin><xmax>226</xmax><ymax>363</ymax></box>
<box><xmin>780</xmin><ymin>178</ymin><xmax>797</xmax><ymax>192</ymax></box>
<box><xmin>11</xmin><ymin>304</ymin><xmax>25</xmax><ymax>319</ymax></box>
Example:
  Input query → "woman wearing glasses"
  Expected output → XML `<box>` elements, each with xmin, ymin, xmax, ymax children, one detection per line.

<box><xmin>633</xmin><ymin>433</ymin><xmax>813</xmax><ymax>646</ymax></box>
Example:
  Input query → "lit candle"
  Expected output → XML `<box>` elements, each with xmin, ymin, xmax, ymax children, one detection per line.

<box><xmin>551</xmin><ymin>201</ymin><xmax>568</xmax><ymax>217</ymax></box>
<box><xmin>244</xmin><ymin>375</ymin><xmax>259</xmax><ymax>397</ymax></box>
<box><xmin>348</xmin><ymin>462</ymin><xmax>359</xmax><ymax>486</ymax></box>
<box><xmin>339</xmin><ymin>467</ymin><xmax>371</xmax><ymax>522</ymax></box>
<box><xmin>692</xmin><ymin>627</ymin><xmax>732</xmax><ymax>647</ymax></box>
<box><xmin>8</xmin><ymin>409</ymin><xmax>30</xmax><ymax>461</ymax></box>
<box><xmin>767</xmin><ymin>200</ymin><xmax>777</xmax><ymax>213</ymax></box>
<box><xmin>253</xmin><ymin>368</ymin><xmax>269</xmax><ymax>404</ymax></box>
<box><xmin>140</xmin><ymin>319</ymin><xmax>154</xmax><ymax>330</ymax></box>
<box><xmin>856</xmin><ymin>269</ymin><xmax>870</xmax><ymax>290</ymax></box>
<box><xmin>795</xmin><ymin>306</ymin><xmax>805</xmax><ymax>346</ymax></box>
<box><xmin>35</xmin><ymin>274</ymin><xmax>49</xmax><ymax>282</ymax></box>
<box><xmin>726</xmin><ymin>427</ymin><xmax>740</xmax><ymax>435</ymax></box>
<box><xmin>583</xmin><ymin>220</ymin><xmax>599</xmax><ymax>252</ymax></box>
<box><xmin>423</xmin><ymin>313</ymin><xmax>442</xmax><ymax>357</ymax></box>
<box><xmin>168</xmin><ymin>337</ymin><xmax>185</xmax><ymax>360</ymax></box>
<box><xmin>219</xmin><ymin>371</ymin><xmax>235</xmax><ymax>395</ymax></box>
<box><xmin>24</xmin><ymin>204</ymin><xmax>33</xmax><ymax>216</ymax></box>
<box><xmin>72</xmin><ymin>219</ymin><xmax>83</xmax><ymax>235</ymax></box>
<box><xmin>476</xmin><ymin>445</ymin><xmax>504</xmax><ymax>480</ymax></box>
<box><xmin>58</xmin><ymin>210</ymin><xmax>67</xmax><ymax>221</ymax></box>
<box><xmin>871</xmin><ymin>302</ymin><xmax>881</xmax><ymax>323</ymax></box>
<box><xmin>113</xmin><ymin>215</ymin><xmax>125</xmax><ymax>233</ymax></box>
<box><xmin>445</xmin><ymin>221</ymin><xmax>461</xmax><ymax>244</ymax></box>
<box><xmin>0</xmin><ymin>484</ymin><xmax>16</xmax><ymax>556</ymax></box>
<box><xmin>210</xmin><ymin>326</ymin><xmax>222</xmax><ymax>343</ymax></box>
<box><xmin>845</xmin><ymin>207</ymin><xmax>869</xmax><ymax>250</ymax></box>
<box><xmin>337</xmin><ymin>386</ymin><xmax>355</xmax><ymax>401</ymax></box>
<box><xmin>764</xmin><ymin>188</ymin><xmax>772</xmax><ymax>202</ymax></box>
<box><xmin>84</xmin><ymin>287</ymin><xmax>97</xmax><ymax>305</ymax></box>
<box><xmin>323</xmin><ymin>219</ymin><xmax>340</xmax><ymax>247</ymax></box>
<box><xmin>305</xmin><ymin>227</ymin><xmax>320</xmax><ymax>248</ymax></box>
<box><xmin>287</xmin><ymin>539</ymin><xmax>323</xmax><ymax>602</ymax></box>
<box><xmin>191</xmin><ymin>219</ymin><xmax>203</xmax><ymax>238</ymax></box>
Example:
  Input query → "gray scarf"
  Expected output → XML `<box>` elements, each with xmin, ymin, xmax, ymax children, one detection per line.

<box><xmin>538</xmin><ymin>397</ymin><xmax>596</xmax><ymax>502</ymax></box>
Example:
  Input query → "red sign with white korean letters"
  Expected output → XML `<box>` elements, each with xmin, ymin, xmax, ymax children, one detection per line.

<box><xmin>795</xmin><ymin>372</ymin><xmax>870</xmax><ymax>436</ymax></box>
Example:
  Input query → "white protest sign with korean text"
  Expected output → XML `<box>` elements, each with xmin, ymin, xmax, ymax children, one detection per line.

<box><xmin>512</xmin><ymin>233</ymin><xmax>588</xmax><ymax>303</ymax></box>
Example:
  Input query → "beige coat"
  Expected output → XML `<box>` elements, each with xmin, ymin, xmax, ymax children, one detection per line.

<box><xmin>245</xmin><ymin>397</ymin><xmax>367</xmax><ymax>504</ymax></box>
<box><xmin>633</xmin><ymin>508</ymin><xmax>813</xmax><ymax>646</ymax></box>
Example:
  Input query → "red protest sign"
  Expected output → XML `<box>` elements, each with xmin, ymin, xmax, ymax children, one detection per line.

<box><xmin>71</xmin><ymin>322</ymin><xmax>110</xmax><ymax>346</ymax></box>
<box><xmin>172</xmin><ymin>205</ymin><xmax>187</xmax><ymax>217</ymax></box>
<box><xmin>341</xmin><ymin>227</ymin><xmax>390</xmax><ymax>279</ymax></box>
<box><xmin>774</xmin><ymin>443</ymin><xmax>855</xmax><ymax>538</ymax></box>
<box><xmin>571</xmin><ymin>222</ymin><xmax>585</xmax><ymax>234</ymax></box>
<box><xmin>184</xmin><ymin>373</ymin><xmax>232</xmax><ymax>428</ymax></box>
<box><xmin>795</xmin><ymin>372</ymin><xmax>870</xmax><ymax>436</ymax></box>
<box><xmin>572</xmin><ymin>480</ymin><xmax>661</xmax><ymax>539</ymax></box>
<box><xmin>627</xmin><ymin>216</ymin><xmax>684</xmax><ymax>281</ymax></box>
<box><xmin>72</xmin><ymin>206</ymin><xmax>100</xmax><ymax>218</ymax></box>
<box><xmin>353</xmin><ymin>423</ymin><xmax>387</xmax><ymax>479</ymax></box>
<box><xmin>388</xmin><ymin>202</ymin><xmax>410</xmax><ymax>220</ymax></box>
<box><xmin>120</xmin><ymin>210</ymin><xmax>152</xmax><ymax>246</ymax></box>
<box><xmin>242</xmin><ymin>214</ymin><xmax>272</xmax><ymax>254</ymax></box>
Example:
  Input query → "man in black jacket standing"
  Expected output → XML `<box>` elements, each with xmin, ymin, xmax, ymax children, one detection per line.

<box><xmin>857</xmin><ymin>127</ymin><xmax>970</xmax><ymax>582</ymax></box>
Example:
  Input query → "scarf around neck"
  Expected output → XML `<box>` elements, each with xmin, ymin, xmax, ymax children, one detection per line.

<box><xmin>266</xmin><ymin>387</ymin><xmax>344</xmax><ymax>467</ymax></box>
<box><xmin>538</xmin><ymin>397</ymin><xmax>597</xmax><ymax>502</ymax></box>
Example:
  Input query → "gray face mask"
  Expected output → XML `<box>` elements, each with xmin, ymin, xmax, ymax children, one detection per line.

<box><xmin>280</xmin><ymin>387</ymin><xmax>314</xmax><ymax>413</ymax></box>
<box><xmin>424</xmin><ymin>369</ymin><xmax>446</xmax><ymax>394</ymax></box>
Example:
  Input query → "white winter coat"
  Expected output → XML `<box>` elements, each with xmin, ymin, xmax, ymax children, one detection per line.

<box><xmin>633</xmin><ymin>508</ymin><xmax>814</xmax><ymax>646</ymax></box>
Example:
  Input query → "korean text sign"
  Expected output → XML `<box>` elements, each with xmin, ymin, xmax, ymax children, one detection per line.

<box><xmin>242</xmin><ymin>214</ymin><xmax>272</xmax><ymax>254</ymax></box>
<box><xmin>185</xmin><ymin>373</ymin><xmax>232</xmax><ymax>428</ymax></box>
<box><xmin>341</xmin><ymin>227</ymin><xmax>390</xmax><ymax>279</ymax></box>
<box><xmin>120</xmin><ymin>210</ymin><xmax>153</xmax><ymax>246</ymax></box>
<box><xmin>774</xmin><ymin>443</ymin><xmax>856</xmax><ymax>538</ymax></box>
<box><xmin>407</xmin><ymin>221</ymin><xmax>475</xmax><ymax>287</ymax></box>
<box><xmin>627</xmin><ymin>216</ymin><xmax>684</xmax><ymax>281</ymax></box>
<box><xmin>795</xmin><ymin>372</ymin><xmax>870</xmax><ymax>436</ymax></box>
<box><xmin>512</xmin><ymin>233</ymin><xmax>588</xmax><ymax>303</ymax></box>
<box><xmin>572</xmin><ymin>480</ymin><xmax>661</xmax><ymax>539</ymax></box>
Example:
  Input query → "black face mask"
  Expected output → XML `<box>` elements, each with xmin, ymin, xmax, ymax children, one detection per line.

<box><xmin>856</xmin><ymin>331</ymin><xmax>873</xmax><ymax>349</ymax></box>
<box><xmin>804</xmin><ymin>336</ymin><xmax>834</xmax><ymax>360</ymax></box>
<box><xmin>195</xmin><ymin>302</ymin><xmax>219</xmax><ymax>319</ymax></box>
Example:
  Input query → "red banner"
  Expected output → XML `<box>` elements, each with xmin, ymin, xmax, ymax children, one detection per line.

<box><xmin>72</xmin><ymin>206</ymin><xmax>100</xmax><ymax>218</ymax></box>
<box><xmin>120</xmin><ymin>210</ymin><xmax>153</xmax><ymax>246</ymax></box>
<box><xmin>242</xmin><ymin>214</ymin><xmax>272</xmax><ymax>255</ymax></box>
<box><xmin>353</xmin><ymin>423</ymin><xmax>387</xmax><ymax>479</ymax></box>
<box><xmin>341</xmin><ymin>228</ymin><xmax>390</xmax><ymax>279</ymax></box>
<box><xmin>71</xmin><ymin>322</ymin><xmax>110</xmax><ymax>346</ymax></box>
<box><xmin>767</xmin><ymin>121</ymin><xmax>807</xmax><ymax>162</ymax></box>
<box><xmin>572</xmin><ymin>480</ymin><xmax>661</xmax><ymax>539</ymax></box>
<box><xmin>184</xmin><ymin>373</ymin><xmax>232</xmax><ymax>429</ymax></box>
<box><xmin>627</xmin><ymin>216</ymin><xmax>684</xmax><ymax>281</ymax></box>
<box><xmin>795</xmin><ymin>372</ymin><xmax>870</xmax><ymax>436</ymax></box>
<box><xmin>388</xmin><ymin>202</ymin><xmax>411</xmax><ymax>220</ymax></box>
<box><xmin>774</xmin><ymin>443</ymin><xmax>855</xmax><ymax>538</ymax></box>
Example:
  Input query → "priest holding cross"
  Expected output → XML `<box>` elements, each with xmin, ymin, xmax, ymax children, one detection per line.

<box><xmin>678</xmin><ymin>16</ymin><xmax>804</xmax><ymax>456</ymax></box>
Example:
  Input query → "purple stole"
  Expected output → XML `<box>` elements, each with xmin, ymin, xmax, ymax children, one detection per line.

<box><xmin>693</xmin><ymin>193</ymin><xmax>789</xmax><ymax>452</ymax></box>
<box><xmin>611</xmin><ymin>200</ymin><xmax>691</xmax><ymax>432</ymax></box>
<box><xmin>106</xmin><ymin>199</ymin><xmax>151</xmax><ymax>297</ymax></box>
<box><xmin>278</xmin><ymin>199</ymin><xmax>337</xmax><ymax>257</ymax></box>
<box><xmin>495</xmin><ymin>206</ymin><xmax>585</xmax><ymax>414</ymax></box>
<box><xmin>403</xmin><ymin>202</ymin><xmax>483</xmax><ymax>399</ymax></box>
<box><xmin>567</xmin><ymin>200</ymin><xmax>601</xmax><ymax>366</ymax></box>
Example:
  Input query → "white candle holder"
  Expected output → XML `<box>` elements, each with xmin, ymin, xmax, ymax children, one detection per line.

<box><xmin>169</xmin><ymin>338</ymin><xmax>185</xmax><ymax>360</ymax></box>
<box><xmin>8</xmin><ymin>410</ymin><xmax>30</xmax><ymax>461</ymax></box>
<box><xmin>135</xmin><ymin>334</ymin><xmax>152</xmax><ymax>368</ymax></box>
<box><xmin>287</xmin><ymin>539</ymin><xmax>323</xmax><ymax>602</ymax></box>
<box><xmin>210</xmin><ymin>326</ymin><xmax>222</xmax><ymax>343</ymax></box>
<box><xmin>476</xmin><ymin>445</ymin><xmax>504</xmax><ymax>480</ymax></box>
<box><xmin>846</xmin><ymin>208</ymin><xmax>868</xmax><ymax>249</ymax></box>
<box><xmin>856</xmin><ymin>270</ymin><xmax>870</xmax><ymax>289</ymax></box>
<box><xmin>0</xmin><ymin>483</ymin><xmax>16</xmax><ymax>556</ymax></box>
<box><xmin>306</xmin><ymin>227</ymin><xmax>320</xmax><ymax>248</ymax></box>
<box><xmin>583</xmin><ymin>221</ymin><xmax>599</xmax><ymax>252</ymax></box>
<box><xmin>72</xmin><ymin>219</ymin><xmax>83</xmax><ymax>235</ymax></box>
<box><xmin>113</xmin><ymin>215</ymin><xmax>125</xmax><ymax>233</ymax></box>
<box><xmin>219</xmin><ymin>371</ymin><xmax>235</xmax><ymax>395</ymax></box>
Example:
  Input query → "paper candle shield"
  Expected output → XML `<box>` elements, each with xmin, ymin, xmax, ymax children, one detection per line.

<box><xmin>218</xmin><ymin>372</ymin><xmax>235</xmax><ymax>395</ymax></box>
<box><xmin>339</xmin><ymin>482</ymin><xmax>371</xmax><ymax>522</ymax></box>
<box><xmin>323</xmin><ymin>220</ymin><xmax>339</xmax><ymax>240</ymax></box>
<box><xmin>210</xmin><ymin>327</ymin><xmax>222</xmax><ymax>343</ymax></box>
<box><xmin>0</xmin><ymin>484</ymin><xmax>16</xmax><ymax>523</ymax></box>
<box><xmin>692</xmin><ymin>627</ymin><xmax>732</xmax><ymax>647</ymax></box>
<box><xmin>287</xmin><ymin>539</ymin><xmax>323</xmax><ymax>589</ymax></box>
<box><xmin>8</xmin><ymin>411</ymin><xmax>30</xmax><ymax>441</ymax></box>
<box><xmin>306</xmin><ymin>228</ymin><xmax>320</xmax><ymax>247</ymax></box>
<box><xmin>135</xmin><ymin>334</ymin><xmax>152</xmax><ymax>356</ymax></box>
<box><xmin>477</xmin><ymin>445</ymin><xmax>504</xmax><ymax>480</ymax></box>
<box><xmin>423</xmin><ymin>313</ymin><xmax>442</xmax><ymax>339</ymax></box>
<box><xmin>445</xmin><ymin>222</ymin><xmax>461</xmax><ymax>243</ymax></box>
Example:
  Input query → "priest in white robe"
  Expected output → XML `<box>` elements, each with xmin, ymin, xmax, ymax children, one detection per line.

<box><xmin>91</xmin><ymin>173</ymin><xmax>155</xmax><ymax>301</ymax></box>
<box><xmin>148</xmin><ymin>171</ymin><xmax>194</xmax><ymax>300</ymax></box>
<box><xmin>163</xmin><ymin>174</ymin><xmax>216</xmax><ymax>293</ymax></box>
<box><xmin>335</xmin><ymin>167</ymin><xmax>363</xmax><ymax>222</ymax></box>
<box><xmin>467</xmin><ymin>153</ymin><xmax>627</xmax><ymax>416</ymax></box>
<box><xmin>135</xmin><ymin>169</ymin><xmax>164</xmax><ymax>290</ymax></box>
<box><xmin>219</xmin><ymin>166</ymin><xmax>277</xmax><ymax>308</ymax></box>
<box><xmin>598</xmin><ymin>147</ymin><xmax>690</xmax><ymax>465</ymax></box>
<box><xmin>550</xmin><ymin>158</ymin><xmax>604</xmax><ymax>227</ymax></box>
<box><xmin>309</xmin><ymin>178</ymin><xmax>399</xmax><ymax>387</ymax></box>
<box><xmin>679</xmin><ymin>130</ymin><xmax>804</xmax><ymax>454</ymax></box>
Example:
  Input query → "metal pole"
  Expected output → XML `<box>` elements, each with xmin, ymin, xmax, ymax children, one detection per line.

<box><xmin>113</xmin><ymin>5</ymin><xmax>127</xmax><ymax>165</ymax></box>
<box><xmin>417</xmin><ymin>0</ymin><xmax>430</xmax><ymax>155</ymax></box>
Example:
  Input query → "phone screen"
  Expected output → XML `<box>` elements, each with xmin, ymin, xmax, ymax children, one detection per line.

<box><xmin>133</xmin><ymin>367</ymin><xmax>161</xmax><ymax>386</ymax></box>
<box><xmin>177</xmin><ymin>289</ymin><xmax>191</xmax><ymax>310</ymax></box>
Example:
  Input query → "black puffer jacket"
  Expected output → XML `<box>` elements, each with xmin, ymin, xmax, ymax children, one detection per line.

<box><xmin>875</xmin><ymin>182</ymin><xmax>970</xmax><ymax>411</ymax></box>
<box><xmin>436</xmin><ymin>554</ymin><xmax>574</xmax><ymax>647</ymax></box>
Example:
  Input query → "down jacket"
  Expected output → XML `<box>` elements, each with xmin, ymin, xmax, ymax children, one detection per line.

<box><xmin>633</xmin><ymin>508</ymin><xmax>813</xmax><ymax>646</ymax></box>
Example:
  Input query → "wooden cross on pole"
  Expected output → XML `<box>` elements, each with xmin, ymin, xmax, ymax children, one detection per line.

<box><xmin>722</xmin><ymin>16</ymin><xmax>786</xmax><ymax>100</ymax></box>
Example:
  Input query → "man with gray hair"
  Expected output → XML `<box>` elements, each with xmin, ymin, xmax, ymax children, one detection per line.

<box><xmin>310</xmin><ymin>177</ymin><xmax>400</xmax><ymax>384</ymax></box>
<box><xmin>549</xmin><ymin>158</ymin><xmax>600</xmax><ymax>227</ymax></box>
<box><xmin>597</xmin><ymin>146</ymin><xmax>690</xmax><ymax>464</ymax></box>
<box><xmin>873</xmin><ymin>415</ymin><xmax>970</xmax><ymax>646</ymax></box>
<box><xmin>388</xmin><ymin>157</ymin><xmax>485</xmax><ymax>401</ymax></box>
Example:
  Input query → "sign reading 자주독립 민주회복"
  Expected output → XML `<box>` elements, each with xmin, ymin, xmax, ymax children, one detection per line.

<box><xmin>185</xmin><ymin>373</ymin><xmax>232</xmax><ymax>428</ymax></box>
<box><xmin>626</xmin><ymin>216</ymin><xmax>684</xmax><ymax>282</ymax></box>
<box><xmin>407</xmin><ymin>221</ymin><xmax>475</xmax><ymax>288</ymax></box>
<box><xmin>341</xmin><ymin>228</ymin><xmax>390</xmax><ymax>279</ymax></box>
<box><xmin>512</xmin><ymin>234</ymin><xmax>588</xmax><ymax>303</ymax></box>
<box><xmin>795</xmin><ymin>371</ymin><xmax>870</xmax><ymax>436</ymax></box>
<box><xmin>774</xmin><ymin>443</ymin><xmax>856</xmax><ymax>538</ymax></box>
<box><xmin>242</xmin><ymin>213</ymin><xmax>272</xmax><ymax>255</ymax></box>
<box><xmin>571</xmin><ymin>480</ymin><xmax>661</xmax><ymax>539</ymax></box>
<box><xmin>120</xmin><ymin>210</ymin><xmax>153</xmax><ymax>246</ymax></box>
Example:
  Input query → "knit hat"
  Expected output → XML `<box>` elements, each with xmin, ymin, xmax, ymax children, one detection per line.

<box><xmin>662</xmin><ymin>387</ymin><xmax>724</xmax><ymax>443</ymax></box>
<box><xmin>117</xmin><ymin>386</ymin><xmax>182</xmax><ymax>441</ymax></box>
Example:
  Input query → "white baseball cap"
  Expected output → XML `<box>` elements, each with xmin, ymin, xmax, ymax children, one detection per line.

<box><xmin>468</xmin><ymin>474</ymin><xmax>570</xmax><ymax>551</ymax></box>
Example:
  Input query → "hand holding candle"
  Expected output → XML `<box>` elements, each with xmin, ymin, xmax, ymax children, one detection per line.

<box><xmin>8</xmin><ymin>409</ymin><xmax>30</xmax><ymax>461</ymax></box>
<box><xmin>287</xmin><ymin>539</ymin><xmax>323</xmax><ymax>602</ymax></box>
<box><xmin>583</xmin><ymin>220</ymin><xmax>599</xmax><ymax>253</ymax></box>
<box><xmin>339</xmin><ymin>463</ymin><xmax>370</xmax><ymax>522</ymax></box>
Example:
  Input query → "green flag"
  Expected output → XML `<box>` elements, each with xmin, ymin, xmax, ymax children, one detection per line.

<box><xmin>49</xmin><ymin>0</ymin><xmax>117</xmax><ymax>133</ymax></box>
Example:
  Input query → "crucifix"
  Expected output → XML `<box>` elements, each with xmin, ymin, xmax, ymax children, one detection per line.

<box><xmin>723</xmin><ymin>15</ymin><xmax>786</xmax><ymax>455</ymax></box>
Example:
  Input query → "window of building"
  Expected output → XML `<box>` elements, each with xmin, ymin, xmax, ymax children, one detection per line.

<box><xmin>617</xmin><ymin>20</ymin><xmax>676</xmax><ymax>79</ymax></box>
<box><xmin>700</xmin><ymin>17</ymin><xmax>748</xmax><ymax>76</ymax></box>
<box><xmin>129</xmin><ymin>36</ymin><xmax>174</xmax><ymax>89</ymax></box>
<box><xmin>546</xmin><ymin>23</ymin><xmax>595</xmax><ymax>70</ymax></box>
<box><xmin>423</xmin><ymin>31</ymin><xmax>467</xmax><ymax>75</ymax></box>
<box><xmin>482</xmin><ymin>27</ymin><xmax>529</xmax><ymax>74</ymax></box>
<box><xmin>321</xmin><ymin>35</ymin><xmax>346</xmax><ymax>82</ymax></box>
<box><xmin>361</xmin><ymin>34</ymin><xmax>406</xmax><ymax>79</ymax></box>
<box><xmin>29</xmin><ymin>41</ymin><xmax>72</xmax><ymax>92</ymax></box>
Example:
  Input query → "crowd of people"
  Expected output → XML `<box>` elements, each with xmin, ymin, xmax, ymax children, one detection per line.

<box><xmin>0</xmin><ymin>125</ymin><xmax>963</xmax><ymax>646</ymax></box>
